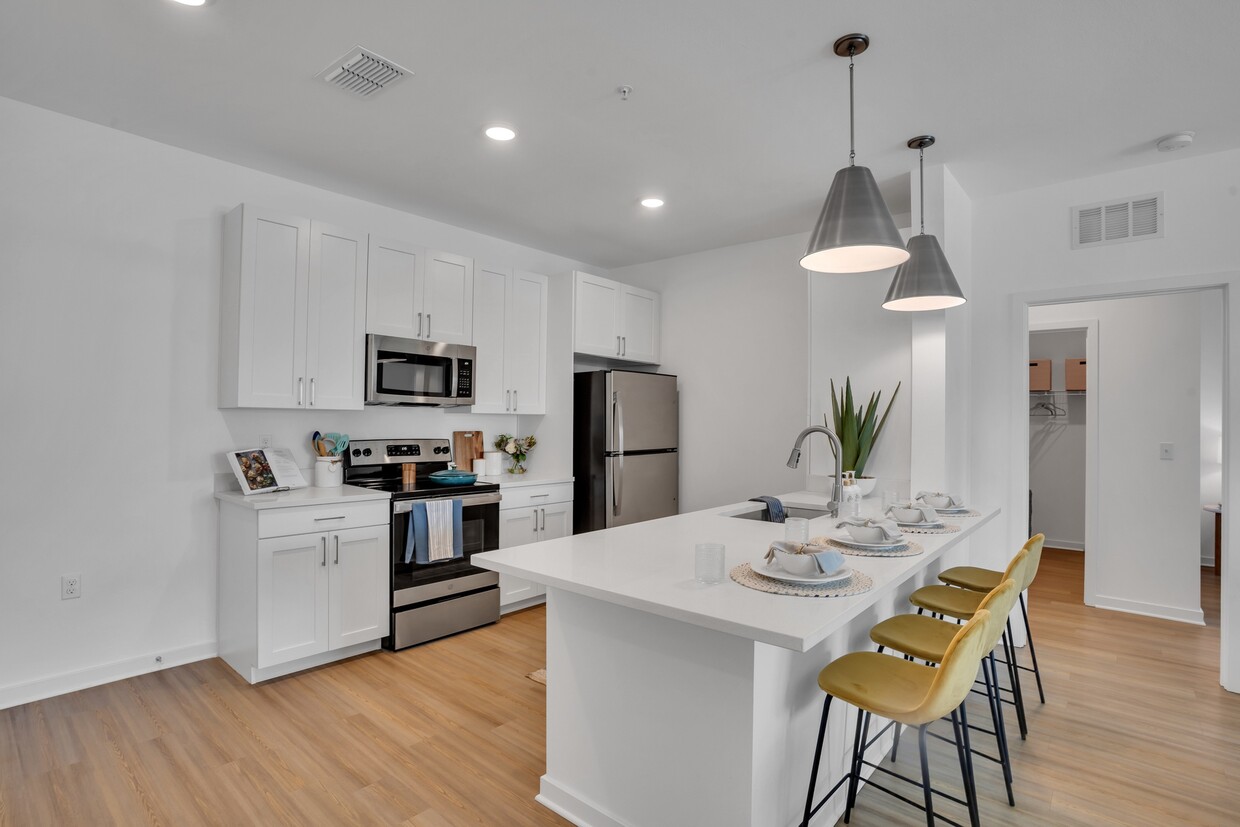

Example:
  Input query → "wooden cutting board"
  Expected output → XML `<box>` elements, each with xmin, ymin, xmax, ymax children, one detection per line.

<box><xmin>452</xmin><ymin>431</ymin><xmax>486</xmax><ymax>467</ymax></box>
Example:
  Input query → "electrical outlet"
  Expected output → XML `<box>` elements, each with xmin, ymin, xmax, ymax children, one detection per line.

<box><xmin>1160</xmin><ymin>442</ymin><xmax>1174</xmax><ymax>460</ymax></box>
<box><xmin>260</xmin><ymin>434</ymin><xmax>272</xmax><ymax>449</ymax></box>
<box><xmin>61</xmin><ymin>574</ymin><xmax>81</xmax><ymax>600</ymax></box>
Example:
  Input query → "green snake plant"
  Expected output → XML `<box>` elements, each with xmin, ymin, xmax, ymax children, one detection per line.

<box><xmin>826</xmin><ymin>377</ymin><xmax>900</xmax><ymax>479</ymax></box>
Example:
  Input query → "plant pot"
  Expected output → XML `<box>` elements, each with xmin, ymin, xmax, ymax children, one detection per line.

<box><xmin>853</xmin><ymin>476</ymin><xmax>877</xmax><ymax>497</ymax></box>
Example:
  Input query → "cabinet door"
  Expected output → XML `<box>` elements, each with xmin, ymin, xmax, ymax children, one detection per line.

<box><xmin>306</xmin><ymin>222</ymin><xmax>367</xmax><ymax>410</ymax></box>
<box><xmin>508</xmin><ymin>271</ymin><xmax>548</xmax><ymax>414</ymax></box>
<box><xmin>257</xmin><ymin>533</ymin><xmax>330</xmax><ymax>667</ymax></box>
<box><xmin>470</xmin><ymin>264</ymin><xmax>511</xmax><ymax>413</ymax></box>
<box><xmin>423</xmin><ymin>250</ymin><xmax>474</xmax><ymax>344</ymax></box>
<box><xmin>539</xmin><ymin>501</ymin><xmax>573</xmax><ymax>541</ymax></box>
<box><xmin>366</xmin><ymin>236</ymin><xmax>425</xmax><ymax>339</ymax></box>
<box><xmin>574</xmin><ymin>272</ymin><xmax>622</xmax><ymax>358</ymax></box>
<box><xmin>620</xmin><ymin>284</ymin><xmax>660</xmax><ymax>364</ymax></box>
<box><xmin>328</xmin><ymin>525</ymin><xmax>390</xmax><ymax>650</ymax></box>
<box><xmin>237</xmin><ymin>207</ymin><xmax>311</xmax><ymax>408</ymax></box>
<box><xmin>499</xmin><ymin>506</ymin><xmax>540</xmax><ymax>548</ymax></box>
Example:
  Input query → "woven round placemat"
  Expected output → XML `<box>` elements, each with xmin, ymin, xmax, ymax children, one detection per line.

<box><xmin>811</xmin><ymin>536</ymin><xmax>925</xmax><ymax>557</ymax></box>
<box><xmin>900</xmin><ymin>523</ymin><xmax>962</xmax><ymax>535</ymax></box>
<box><xmin>730</xmin><ymin>563</ymin><xmax>873</xmax><ymax>598</ymax></box>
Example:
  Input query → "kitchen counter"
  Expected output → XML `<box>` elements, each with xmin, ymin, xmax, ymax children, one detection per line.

<box><xmin>475</xmin><ymin>472</ymin><xmax>574</xmax><ymax>488</ymax></box>
<box><xmin>472</xmin><ymin>492</ymin><xmax>998</xmax><ymax>827</ymax></box>
<box><xmin>214</xmin><ymin>484</ymin><xmax>390</xmax><ymax>510</ymax></box>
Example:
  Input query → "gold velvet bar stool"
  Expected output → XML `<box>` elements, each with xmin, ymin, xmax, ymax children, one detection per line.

<box><xmin>939</xmin><ymin>534</ymin><xmax>1048</xmax><ymax>706</ymax></box>
<box><xmin>908</xmin><ymin>535</ymin><xmax>1045</xmax><ymax>740</ymax></box>
<box><xmin>801</xmin><ymin>610</ymin><xmax>992</xmax><ymax>827</ymax></box>
<box><xmin>869</xmin><ymin>576</ymin><xmax>1024</xmax><ymax>808</ymax></box>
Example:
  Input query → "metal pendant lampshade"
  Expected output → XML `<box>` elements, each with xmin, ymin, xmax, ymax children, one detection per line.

<box><xmin>883</xmin><ymin>135</ymin><xmax>966</xmax><ymax>311</ymax></box>
<box><xmin>801</xmin><ymin>34</ymin><xmax>909</xmax><ymax>274</ymax></box>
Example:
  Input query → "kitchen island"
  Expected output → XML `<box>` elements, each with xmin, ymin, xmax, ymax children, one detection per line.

<box><xmin>472</xmin><ymin>493</ymin><xmax>998</xmax><ymax>827</ymax></box>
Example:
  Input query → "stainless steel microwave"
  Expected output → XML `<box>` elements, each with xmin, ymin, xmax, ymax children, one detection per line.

<box><xmin>365</xmin><ymin>334</ymin><xmax>476</xmax><ymax>406</ymax></box>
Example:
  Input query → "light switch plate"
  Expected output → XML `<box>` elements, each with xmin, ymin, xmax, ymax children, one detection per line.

<box><xmin>1160</xmin><ymin>442</ymin><xmax>1174</xmax><ymax>460</ymax></box>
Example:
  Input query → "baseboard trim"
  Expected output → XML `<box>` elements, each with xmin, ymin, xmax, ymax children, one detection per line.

<box><xmin>538</xmin><ymin>775</ymin><xmax>632</xmax><ymax>827</ymax></box>
<box><xmin>1044</xmin><ymin>538</ymin><xmax>1084</xmax><ymax>551</ymax></box>
<box><xmin>1091</xmin><ymin>594</ymin><xmax>1205</xmax><ymax>626</ymax></box>
<box><xmin>0</xmin><ymin>640</ymin><xmax>217</xmax><ymax>711</ymax></box>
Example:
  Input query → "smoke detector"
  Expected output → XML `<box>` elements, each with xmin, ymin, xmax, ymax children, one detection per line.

<box><xmin>317</xmin><ymin>47</ymin><xmax>411</xmax><ymax>99</ymax></box>
<box><xmin>1156</xmin><ymin>132</ymin><xmax>1195</xmax><ymax>152</ymax></box>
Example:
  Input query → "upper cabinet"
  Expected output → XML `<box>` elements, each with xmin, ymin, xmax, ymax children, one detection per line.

<box><xmin>572</xmin><ymin>271</ymin><xmax>660</xmax><ymax>364</ymax></box>
<box><xmin>219</xmin><ymin>204</ymin><xmax>367</xmax><ymax>410</ymax></box>
<box><xmin>366</xmin><ymin>238</ymin><xmax>473</xmax><ymax>345</ymax></box>
<box><xmin>471</xmin><ymin>265</ymin><xmax>548</xmax><ymax>414</ymax></box>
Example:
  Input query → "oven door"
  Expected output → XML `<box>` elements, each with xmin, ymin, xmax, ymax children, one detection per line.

<box><xmin>391</xmin><ymin>491</ymin><xmax>500</xmax><ymax>607</ymax></box>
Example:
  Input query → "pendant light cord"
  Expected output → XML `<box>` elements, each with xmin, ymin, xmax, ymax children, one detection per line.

<box><xmin>919</xmin><ymin>146</ymin><xmax>925</xmax><ymax>235</ymax></box>
<box><xmin>848</xmin><ymin>47</ymin><xmax>856</xmax><ymax>166</ymax></box>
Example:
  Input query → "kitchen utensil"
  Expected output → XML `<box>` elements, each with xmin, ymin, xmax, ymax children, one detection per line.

<box><xmin>332</xmin><ymin>434</ymin><xmax>349</xmax><ymax>455</ymax></box>
<box><xmin>452</xmin><ymin>431</ymin><xmax>486</xmax><ymax>468</ymax></box>
<box><xmin>311</xmin><ymin>431</ymin><xmax>323</xmax><ymax>456</ymax></box>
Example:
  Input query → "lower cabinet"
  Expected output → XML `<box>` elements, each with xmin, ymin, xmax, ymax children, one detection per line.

<box><xmin>497</xmin><ymin>483</ymin><xmax>573</xmax><ymax>610</ymax></box>
<box><xmin>219</xmin><ymin>497</ymin><xmax>390</xmax><ymax>683</ymax></box>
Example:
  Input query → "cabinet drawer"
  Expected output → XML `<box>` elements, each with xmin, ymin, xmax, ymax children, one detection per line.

<box><xmin>500</xmin><ymin>483</ymin><xmax>574</xmax><ymax>511</ymax></box>
<box><xmin>258</xmin><ymin>501</ymin><xmax>389</xmax><ymax>538</ymax></box>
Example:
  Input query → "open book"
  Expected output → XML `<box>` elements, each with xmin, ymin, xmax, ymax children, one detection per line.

<box><xmin>226</xmin><ymin>448</ymin><xmax>308</xmax><ymax>495</ymax></box>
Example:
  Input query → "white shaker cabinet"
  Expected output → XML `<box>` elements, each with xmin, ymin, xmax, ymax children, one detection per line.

<box><xmin>366</xmin><ymin>238</ymin><xmax>474</xmax><ymax>345</ymax></box>
<box><xmin>218</xmin><ymin>493</ymin><xmax>390</xmax><ymax>683</ymax></box>
<box><xmin>572</xmin><ymin>271</ymin><xmax>660</xmax><ymax>364</ymax></box>
<box><xmin>497</xmin><ymin>482</ymin><xmax>573</xmax><ymax>609</ymax></box>
<box><xmin>219</xmin><ymin>204</ymin><xmax>367</xmax><ymax>410</ymax></box>
<box><xmin>470</xmin><ymin>265</ymin><xmax>548</xmax><ymax>414</ymax></box>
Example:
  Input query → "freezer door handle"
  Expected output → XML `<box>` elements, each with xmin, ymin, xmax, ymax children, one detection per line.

<box><xmin>612</xmin><ymin>391</ymin><xmax>624</xmax><ymax>516</ymax></box>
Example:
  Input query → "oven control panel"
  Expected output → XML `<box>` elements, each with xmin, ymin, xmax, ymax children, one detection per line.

<box><xmin>345</xmin><ymin>438</ymin><xmax>452</xmax><ymax>465</ymax></box>
<box><xmin>387</xmin><ymin>444</ymin><xmax>422</xmax><ymax>458</ymax></box>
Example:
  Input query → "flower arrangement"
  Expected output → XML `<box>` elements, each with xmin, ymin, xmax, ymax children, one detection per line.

<box><xmin>495</xmin><ymin>433</ymin><xmax>537</xmax><ymax>474</ymax></box>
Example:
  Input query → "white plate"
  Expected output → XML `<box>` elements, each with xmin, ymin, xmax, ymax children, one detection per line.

<box><xmin>757</xmin><ymin>563</ymin><xmax>853</xmax><ymax>586</ymax></box>
<box><xmin>934</xmin><ymin>507</ymin><xmax>970</xmax><ymax>514</ymax></box>
<box><xmin>831</xmin><ymin>536</ymin><xmax>909</xmax><ymax>550</ymax></box>
<box><xmin>895</xmin><ymin>520</ymin><xmax>944</xmax><ymax>529</ymax></box>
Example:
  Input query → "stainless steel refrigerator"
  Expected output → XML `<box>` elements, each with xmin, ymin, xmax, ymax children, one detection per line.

<box><xmin>574</xmin><ymin>370</ymin><xmax>679</xmax><ymax>532</ymax></box>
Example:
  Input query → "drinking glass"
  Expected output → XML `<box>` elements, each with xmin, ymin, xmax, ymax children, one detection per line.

<box><xmin>784</xmin><ymin>517</ymin><xmax>810</xmax><ymax>544</ymax></box>
<box><xmin>695</xmin><ymin>543</ymin><xmax>726</xmax><ymax>584</ymax></box>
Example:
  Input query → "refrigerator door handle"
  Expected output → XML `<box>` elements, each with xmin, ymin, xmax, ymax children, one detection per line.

<box><xmin>613</xmin><ymin>392</ymin><xmax>624</xmax><ymax>516</ymax></box>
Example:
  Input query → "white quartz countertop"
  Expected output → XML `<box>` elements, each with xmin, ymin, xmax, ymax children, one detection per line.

<box><xmin>215</xmin><ymin>484</ymin><xmax>391</xmax><ymax>510</ymax></box>
<box><xmin>473</xmin><ymin>491</ymin><xmax>997</xmax><ymax>652</ymax></box>
<box><xmin>475</xmin><ymin>472</ymin><xmax>574</xmax><ymax>488</ymax></box>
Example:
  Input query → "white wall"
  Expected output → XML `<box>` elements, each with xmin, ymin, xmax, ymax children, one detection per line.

<box><xmin>0</xmin><ymin>96</ymin><xmax>598</xmax><ymax>708</ymax></box>
<box><xmin>1033</xmin><ymin>298</ymin><xmax>1202</xmax><ymax>623</ymax></box>
<box><xmin>963</xmin><ymin>147</ymin><xmax>1240</xmax><ymax>684</ymax></box>
<box><xmin>1201</xmin><ymin>292</ymin><xmax>1224</xmax><ymax>565</ymax></box>
<box><xmin>614</xmin><ymin>234</ymin><xmax>809</xmax><ymax>512</ymax></box>
<box><xmin>1027</xmin><ymin>329</ymin><xmax>1088</xmax><ymax>549</ymax></box>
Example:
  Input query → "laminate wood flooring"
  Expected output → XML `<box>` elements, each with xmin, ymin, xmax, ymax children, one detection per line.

<box><xmin>1</xmin><ymin>553</ymin><xmax>1236</xmax><ymax>826</ymax></box>
<box><xmin>843</xmin><ymin>549</ymin><xmax>1239</xmax><ymax>827</ymax></box>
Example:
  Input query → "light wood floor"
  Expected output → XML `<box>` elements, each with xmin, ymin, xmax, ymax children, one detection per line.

<box><xmin>845</xmin><ymin>549</ymin><xmax>1239</xmax><ymax>827</ymax></box>
<box><xmin>1</xmin><ymin>553</ymin><xmax>1237</xmax><ymax>826</ymax></box>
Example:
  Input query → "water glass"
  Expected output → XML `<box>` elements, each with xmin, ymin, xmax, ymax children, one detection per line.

<box><xmin>882</xmin><ymin>489</ymin><xmax>901</xmax><ymax>512</ymax></box>
<box><xmin>784</xmin><ymin>517</ymin><xmax>810</xmax><ymax>544</ymax></box>
<box><xmin>695</xmin><ymin>543</ymin><xmax>726</xmax><ymax>584</ymax></box>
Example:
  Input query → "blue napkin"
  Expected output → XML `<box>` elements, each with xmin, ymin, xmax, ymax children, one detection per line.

<box><xmin>749</xmin><ymin>496</ymin><xmax>785</xmax><ymax>524</ymax></box>
<box><xmin>809</xmin><ymin>549</ymin><xmax>846</xmax><ymax>576</ymax></box>
<box><xmin>404</xmin><ymin>500</ymin><xmax>464</xmax><ymax>564</ymax></box>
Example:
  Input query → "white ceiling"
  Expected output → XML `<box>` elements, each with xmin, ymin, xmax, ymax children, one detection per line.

<box><xmin>3</xmin><ymin>1</ymin><xmax>1237</xmax><ymax>268</ymax></box>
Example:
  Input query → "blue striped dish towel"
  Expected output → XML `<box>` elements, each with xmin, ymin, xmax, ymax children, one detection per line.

<box><xmin>748</xmin><ymin>496</ymin><xmax>785</xmax><ymax>524</ymax></box>
<box><xmin>404</xmin><ymin>500</ymin><xmax>465</xmax><ymax>564</ymax></box>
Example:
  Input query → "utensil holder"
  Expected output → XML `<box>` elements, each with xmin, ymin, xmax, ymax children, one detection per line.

<box><xmin>314</xmin><ymin>456</ymin><xmax>343</xmax><ymax>488</ymax></box>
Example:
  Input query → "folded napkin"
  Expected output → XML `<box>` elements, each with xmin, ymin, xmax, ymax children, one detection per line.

<box><xmin>917</xmin><ymin>490</ymin><xmax>964</xmax><ymax>508</ymax></box>
<box><xmin>887</xmin><ymin>504</ymin><xmax>941</xmax><ymax>525</ymax></box>
<box><xmin>836</xmin><ymin>517</ymin><xmax>904</xmax><ymax>541</ymax></box>
<box><xmin>765</xmin><ymin>540</ymin><xmax>846</xmax><ymax>576</ymax></box>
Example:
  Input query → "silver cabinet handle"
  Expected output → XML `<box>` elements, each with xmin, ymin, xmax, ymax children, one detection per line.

<box><xmin>530</xmin><ymin>493</ymin><xmax>550</xmax><ymax>499</ymax></box>
<box><xmin>532</xmin><ymin>513</ymin><xmax>539</xmax><ymax>540</ymax></box>
<box><xmin>334</xmin><ymin>535</ymin><xmax>340</xmax><ymax>565</ymax></box>
<box><xmin>616</xmin><ymin>335</ymin><xmax>621</xmax><ymax>355</ymax></box>
<box><xmin>540</xmin><ymin>507</ymin><xmax>546</xmax><ymax>532</ymax></box>
<box><xmin>320</xmin><ymin>536</ymin><xmax>326</xmax><ymax>566</ymax></box>
<box><xmin>417</xmin><ymin>311</ymin><xmax>423</xmax><ymax>338</ymax></box>
<box><xmin>622</xmin><ymin>336</ymin><xmax>626</xmax><ymax>356</ymax></box>
<box><xmin>313</xmin><ymin>515</ymin><xmax>346</xmax><ymax>521</ymax></box>
<box><xmin>506</xmin><ymin>389</ymin><xmax>511</xmax><ymax>411</ymax></box>
<box><xmin>426</xmin><ymin>314</ymin><xmax>431</xmax><ymax>337</ymax></box>
<box><xmin>298</xmin><ymin>377</ymin><xmax>305</xmax><ymax>406</ymax></box>
<box><xmin>513</xmin><ymin>389</ymin><xmax>518</xmax><ymax>411</ymax></box>
<box><xmin>310</xmin><ymin>377</ymin><xmax>316</xmax><ymax>407</ymax></box>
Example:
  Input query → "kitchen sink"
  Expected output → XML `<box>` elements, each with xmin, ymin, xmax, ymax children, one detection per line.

<box><xmin>728</xmin><ymin>505</ymin><xmax>832</xmax><ymax>521</ymax></box>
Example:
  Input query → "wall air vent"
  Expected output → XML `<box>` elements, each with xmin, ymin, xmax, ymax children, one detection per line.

<box><xmin>317</xmin><ymin>47</ymin><xmax>410</xmax><ymax>99</ymax></box>
<box><xmin>1071</xmin><ymin>193</ymin><xmax>1163</xmax><ymax>249</ymax></box>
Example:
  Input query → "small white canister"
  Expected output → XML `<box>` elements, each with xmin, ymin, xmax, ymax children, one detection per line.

<box><xmin>472</xmin><ymin>458</ymin><xmax>487</xmax><ymax>475</ymax></box>
<box><xmin>484</xmin><ymin>451</ymin><xmax>504</xmax><ymax>476</ymax></box>
<box><xmin>314</xmin><ymin>455</ymin><xmax>344</xmax><ymax>488</ymax></box>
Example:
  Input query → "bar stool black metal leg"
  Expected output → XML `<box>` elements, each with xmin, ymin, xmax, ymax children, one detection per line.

<box><xmin>985</xmin><ymin>651</ymin><xmax>1015</xmax><ymax>805</ymax></box>
<box><xmin>1002</xmin><ymin>625</ymin><xmax>1028</xmax><ymax>738</ymax></box>
<box><xmin>890</xmin><ymin>721</ymin><xmax>902</xmax><ymax>763</ymax></box>
<box><xmin>801</xmin><ymin>694</ymin><xmax>833</xmax><ymax>827</ymax></box>
<box><xmin>955</xmin><ymin>705</ymin><xmax>980</xmax><ymax>827</ymax></box>
<box><xmin>917</xmin><ymin>724</ymin><xmax>935</xmax><ymax>827</ymax></box>
<box><xmin>1019</xmin><ymin>592</ymin><xmax>1046</xmax><ymax>703</ymax></box>
<box><xmin>844</xmin><ymin>708</ymin><xmax>873</xmax><ymax>823</ymax></box>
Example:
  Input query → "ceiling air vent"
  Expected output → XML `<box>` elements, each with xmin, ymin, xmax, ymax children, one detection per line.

<box><xmin>1071</xmin><ymin>193</ymin><xmax>1163</xmax><ymax>249</ymax></box>
<box><xmin>317</xmin><ymin>47</ymin><xmax>410</xmax><ymax>99</ymax></box>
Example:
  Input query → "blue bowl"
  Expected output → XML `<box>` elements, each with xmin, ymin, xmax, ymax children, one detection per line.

<box><xmin>427</xmin><ymin>470</ymin><xmax>478</xmax><ymax>485</ymax></box>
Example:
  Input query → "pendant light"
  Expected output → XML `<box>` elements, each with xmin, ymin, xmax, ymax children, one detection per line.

<box><xmin>882</xmin><ymin>136</ymin><xmax>966</xmax><ymax>311</ymax></box>
<box><xmin>801</xmin><ymin>34</ymin><xmax>909</xmax><ymax>274</ymax></box>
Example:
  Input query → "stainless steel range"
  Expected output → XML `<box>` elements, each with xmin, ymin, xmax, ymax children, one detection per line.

<box><xmin>343</xmin><ymin>438</ymin><xmax>501</xmax><ymax>650</ymax></box>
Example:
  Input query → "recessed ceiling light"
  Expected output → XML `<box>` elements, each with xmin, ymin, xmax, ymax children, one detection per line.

<box><xmin>484</xmin><ymin>125</ymin><xmax>517</xmax><ymax>141</ymax></box>
<box><xmin>1156</xmin><ymin>132</ymin><xmax>1195</xmax><ymax>152</ymax></box>
<box><xmin>641</xmin><ymin>198</ymin><xmax>664</xmax><ymax>208</ymax></box>
<box><xmin>170</xmin><ymin>0</ymin><xmax>208</xmax><ymax>6</ymax></box>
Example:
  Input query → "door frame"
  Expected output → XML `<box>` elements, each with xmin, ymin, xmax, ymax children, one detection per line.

<box><xmin>1007</xmin><ymin>270</ymin><xmax>1237</xmax><ymax>691</ymax></box>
